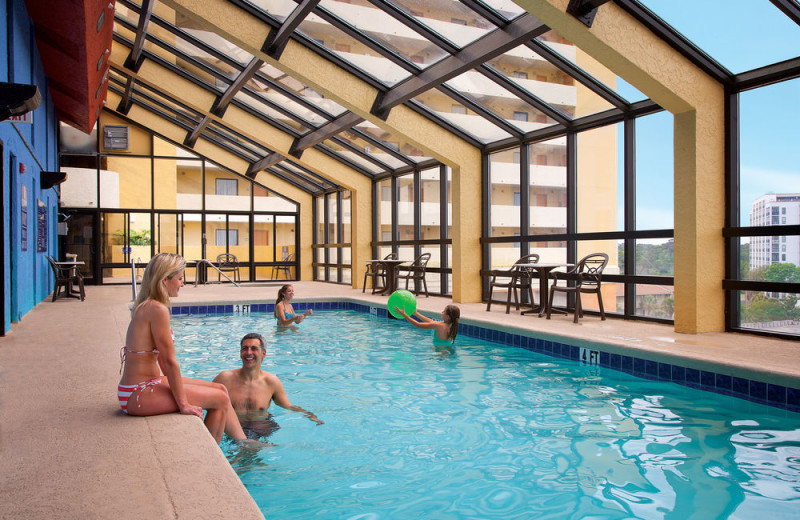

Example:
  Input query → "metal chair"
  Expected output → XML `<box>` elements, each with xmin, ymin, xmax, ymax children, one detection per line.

<box><xmin>396</xmin><ymin>253</ymin><xmax>431</xmax><ymax>297</ymax></box>
<box><xmin>363</xmin><ymin>252</ymin><xmax>397</xmax><ymax>293</ymax></box>
<box><xmin>272</xmin><ymin>253</ymin><xmax>295</xmax><ymax>280</ymax></box>
<box><xmin>216</xmin><ymin>253</ymin><xmax>240</xmax><ymax>283</ymax></box>
<box><xmin>486</xmin><ymin>253</ymin><xmax>540</xmax><ymax>313</ymax></box>
<box><xmin>46</xmin><ymin>255</ymin><xmax>85</xmax><ymax>301</ymax></box>
<box><xmin>546</xmin><ymin>253</ymin><xmax>609</xmax><ymax>323</ymax></box>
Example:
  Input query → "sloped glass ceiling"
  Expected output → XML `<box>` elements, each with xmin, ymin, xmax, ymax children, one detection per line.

<box><xmin>110</xmin><ymin>0</ymin><xmax>798</xmax><ymax>195</ymax></box>
<box><xmin>637</xmin><ymin>0</ymin><xmax>800</xmax><ymax>73</ymax></box>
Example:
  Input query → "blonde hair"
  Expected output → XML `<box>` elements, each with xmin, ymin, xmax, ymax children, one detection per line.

<box><xmin>131</xmin><ymin>253</ymin><xmax>186</xmax><ymax>318</ymax></box>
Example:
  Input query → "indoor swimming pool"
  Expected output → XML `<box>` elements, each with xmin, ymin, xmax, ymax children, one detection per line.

<box><xmin>172</xmin><ymin>310</ymin><xmax>800</xmax><ymax>519</ymax></box>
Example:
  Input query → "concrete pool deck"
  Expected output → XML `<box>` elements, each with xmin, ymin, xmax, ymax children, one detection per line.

<box><xmin>1</xmin><ymin>281</ymin><xmax>798</xmax><ymax>519</ymax></box>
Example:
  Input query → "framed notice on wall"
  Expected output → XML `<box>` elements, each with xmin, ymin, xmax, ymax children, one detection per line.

<box><xmin>37</xmin><ymin>200</ymin><xmax>47</xmax><ymax>253</ymax></box>
<box><xmin>20</xmin><ymin>184</ymin><xmax>28</xmax><ymax>251</ymax></box>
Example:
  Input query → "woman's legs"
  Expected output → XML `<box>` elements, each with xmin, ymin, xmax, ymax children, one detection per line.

<box><xmin>179</xmin><ymin>377</ymin><xmax>246</xmax><ymax>440</ymax></box>
<box><xmin>127</xmin><ymin>377</ymin><xmax>234</xmax><ymax>443</ymax></box>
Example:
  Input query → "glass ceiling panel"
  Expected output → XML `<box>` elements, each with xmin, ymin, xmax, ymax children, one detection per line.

<box><xmin>445</xmin><ymin>71</ymin><xmax>560</xmax><ymax>132</ymax></box>
<box><xmin>318</xmin><ymin>140</ymin><xmax>384</xmax><ymax>174</ymax></box>
<box><xmin>637</xmin><ymin>0</ymin><xmax>800</xmax><ymax>73</ymax></box>
<box><xmin>339</xmin><ymin>130</ymin><xmax>407</xmax><ymax>169</ymax></box>
<box><xmin>354</xmin><ymin>121</ymin><xmax>431</xmax><ymax>163</ymax></box>
<box><xmin>279</xmin><ymin>161</ymin><xmax>338</xmax><ymax>190</ymax></box>
<box><xmin>233</xmin><ymin>90</ymin><xmax>309</xmax><ymax>133</ymax></box>
<box><xmin>486</xmin><ymin>45</ymin><xmax>613</xmax><ymax>118</ymax></box>
<box><xmin>536</xmin><ymin>32</ymin><xmax>647</xmax><ymax>103</ymax></box>
<box><xmin>486</xmin><ymin>0</ymin><xmax>527</xmax><ymax>20</ymax></box>
<box><xmin>144</xmin><ymin>34</ymin><xmax>234</xmax><ymax>86</ymax></box>
<box><xmin>413</xmin><ymin>91</ymin><xmax>512</xmax><ymax>143</ymax></box>
<box><xmin>113</xmin><ymin>2</ymin><xmax>140</xmax><ymax>27</ymax></box>
<box><xmin>297</xmin><ymin>3</ymin><xmax>413</xmax><ymax>86</ymax></box>
<box><xmin>205</xmin><ymin>121</ymin><xmax>270</xmax><ymax>161</ymax></box>
<box><xmin>389</xmin><ymin>0</ymin><xmax>493</xmax><ymax>48</ymax></box>
<box><xmin>317</xmin><ymin>0</ymin><xmax>448</xmax><ymax>75</ymax></box>
<box><xmin>180</xmin><ymin>28</ymin><xmax>254</xmax><ymax>67</ymax></box>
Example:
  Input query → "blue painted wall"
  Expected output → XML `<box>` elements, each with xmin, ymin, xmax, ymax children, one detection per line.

<box><xmin>1</xmin><ymin>0</ymin><xmax>62</xmax><ymax>331</ymax></box>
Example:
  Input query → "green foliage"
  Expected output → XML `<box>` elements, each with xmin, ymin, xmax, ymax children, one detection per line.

<box><xmin>113</xmin><ymin>229</ymin><xmax>152</xmax><ymax>246</ymax></box>
<box><xmin>618</xmin><ymin>239</ymin><xmax>674</xmax><ymax>276</ymax></box>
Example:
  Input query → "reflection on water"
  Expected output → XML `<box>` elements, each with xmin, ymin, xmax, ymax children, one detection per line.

<box><xmin>173</xmin><ymin>311</ymin><xmax>800</xmax><ymax>519</ymax></box>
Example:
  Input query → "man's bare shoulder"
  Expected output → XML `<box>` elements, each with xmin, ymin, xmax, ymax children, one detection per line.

<box><xmin>213</xmin><ymin>369</ymin><xmax>238</xmax><ymax>383</ymax></box>
<box><xmin>259</xmin><ymin>370</ymin><xmax>282</xmax><ymax>385</ymax></box>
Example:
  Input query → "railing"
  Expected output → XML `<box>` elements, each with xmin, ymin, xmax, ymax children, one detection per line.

<box><xmin>130</xmin><ymin>258</ymin><xmax>138</xmax><ymax>301</ymax></box>
<box><xmin>194</xmin><ymin>259</ymin><xmax>240</xmax><ymax>287</ymax></box>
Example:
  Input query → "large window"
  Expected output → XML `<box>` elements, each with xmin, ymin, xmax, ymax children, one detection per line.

<box><xmin>726</xmin><ymin>77</ymin><xmax>800</xmax><ymax>337</ymax></box>
<box><xmin>313</xmin><ymin>190</ymin><xmax>352</xmax><ymax>285</ymax></box>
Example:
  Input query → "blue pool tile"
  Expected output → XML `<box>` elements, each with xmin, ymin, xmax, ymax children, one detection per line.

<box><xmin>732</xmin><ymin>377</ymin><xmax>749</xmax><ymax>396</ymax></box>
<box><xmin>788</xmin><ymin>387</ymin><xmax>800</xmax><ymax>408</ymax></box>
<box><xmin>715</xmin><ymin>374</ymin><xmax>732</xmax><ymax>392</ymax></box>
<box><xmin>750</xmin><ymin>381</ymin><xmax>767</xmax><ymax>400</ymax></box>
<box><xmin>670</xmin><ymin>365</ymin><xmax>685</xmax><ymax>383</ymax></box>
<box><xmin>768</xmin><ymin>384</ymin><xmax>787</xmax><ymax>405</ymax></box>
<box><xmin>632</xmin><ymin>357</ymin><xmax>645</xmax><ymax>373</ymax></box>
<box><xmin>685</xmin><ymin>368</ymin><xmax>700</xmax><ymax>384</ymax></box>
<box><xmin>621</xmin><ymin>356</ymin><xmax>633</xmax><ymax>371</ymax></box>
<box><xmin>568</xmin><ymin>346</ymin><xmax>579</xmax><ymax>360</ymax></box>
<box><xmin>700</xmin><ymin>371</ymin><xmax>716</xmax><ymax>387</ymax></box>
<box><xmin>599</xmin><ymin>351</ymin><xmax>610</xmax><ymax>366</ymax></box>
<box><xmin>608</xmin><ymin>353</ymin><xmax>621</xmax><ymax>369</ymax></box>
<box><xmin>658</xmin><ymin>362</ymin><xmax>671</xmax><ymax>379</ymax></box>
<box><xmin>645</xmin><ymin>360</ymin><xmax>658</xmax><ymax>376</ymax></box>
<box><xmin>189</xmin><ymin>306</ymin><xmax>199</xmax><ymax>315</ymax></box>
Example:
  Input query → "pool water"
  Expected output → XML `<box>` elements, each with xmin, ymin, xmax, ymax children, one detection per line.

<box><xmin>172</xmin><ymin>311</ymin><xmax>800</xmax><ymax>520</ymax></box>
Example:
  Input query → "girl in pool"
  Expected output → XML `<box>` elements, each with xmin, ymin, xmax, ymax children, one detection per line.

<box><xmin>274</xmin><ymin>284</ymin><xmax>313</xmax><ymax>327</ymax></box>
<box><xmin>394</xmin><ymin>304</ymin><xmax>460</xmax><ymax>348</ymax></box>
<box><xmin>119</xmin><ymin>253</ymin><xmax>246</xmax><ymax>443</ymax></box>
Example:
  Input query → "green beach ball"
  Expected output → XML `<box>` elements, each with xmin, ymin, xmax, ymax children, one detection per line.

<box><xmin>388</xmin><ymin>290</ymin><xmax>417</xmax><ymax>319</ymax></box>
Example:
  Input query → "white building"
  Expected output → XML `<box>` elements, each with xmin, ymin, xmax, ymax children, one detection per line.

<box><xmin>749</xmin><ymin>194</ymin><xmax>800</xmax><ymax>270</ymax></box>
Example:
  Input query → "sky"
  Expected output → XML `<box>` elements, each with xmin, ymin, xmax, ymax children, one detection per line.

<box><xmin>611</xmin><ymin>0</ymin><xmax>800</xmax><ymax>229</ymax></box>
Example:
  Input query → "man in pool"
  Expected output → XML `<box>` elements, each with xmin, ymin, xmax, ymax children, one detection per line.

<box><xmin>213</xmin><ymin>332</ymin><xmax>323</xmax><ymax>439</ymax></box>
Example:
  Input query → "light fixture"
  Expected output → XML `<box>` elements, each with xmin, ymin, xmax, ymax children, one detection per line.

<box><xmin>0</xmin><ymin>83</ymin><xmax>41</xmax><ymax>120</ymax></box>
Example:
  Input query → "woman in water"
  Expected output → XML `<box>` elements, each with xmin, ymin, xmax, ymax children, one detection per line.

<box><xmin>274</xmin><ymin>284</ymin><xmax>313</xmax><ymax>327</ymax></box>
<box><xmin>394</xmin><ymin>304</ymin><xmax>460</xmax><ymax>348</ymax></box>
<box><xmin>118</xmin><ymin>253</ymin><xmax>246</xmax><ymax>443</ymax></box>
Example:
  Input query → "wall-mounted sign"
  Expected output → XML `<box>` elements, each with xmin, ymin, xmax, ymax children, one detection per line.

<box><xmin>37</xmin><ymin>200</ymin><xmax>47</xmax><ymax>253</ymax></box>
<box><xmin>3</xmin><ymin>112</ymin><xmax>33</xmax><ymax>124</ymax></box>
<box><xmin>20</xmin><ymin>184</ymin><xmax>28</xmax><ymax>251</ymax></box>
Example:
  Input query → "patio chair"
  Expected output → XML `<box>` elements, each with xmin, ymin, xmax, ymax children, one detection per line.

<box><xmin>546</xmin><ymin>252</ymin><xmax>608</xmax><ymax>323</ymax></box>
<box><xmin>272</xmin><ymin>253</ymin><xmax>295</xmax><ymax>280</ymax></box>
<box><xmin>216</xmin><ymin>253</ymin><xmax>240</xmax><ymax>283</ymax></box>
<box><xmin>486</xmin><ymin>253</ymin><xmax>540</xmax><ymax>313</ymax></box>
<box><xmin>363</xmin><ymin>252</ymin><xmax>397</xmax><ymax>293</ymax></box>
<box><xmin>396</xmin><ymin>253</ymin><xmax>431</xmax><ymax>297</ymax></box>
<box><xmin>46</xmin><ymin>255</ymin><xmax>85</xmax><ymax>301</ymax></box>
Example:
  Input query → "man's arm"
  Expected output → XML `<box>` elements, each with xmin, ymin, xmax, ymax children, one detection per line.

<box><xmin>269</xmin><ymin>376</ymin><xmax>324</xmax><ymax>425</ymax></box>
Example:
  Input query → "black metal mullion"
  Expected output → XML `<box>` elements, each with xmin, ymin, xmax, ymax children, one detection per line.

<box><xmin>437</xmin><ymin>84</ymin><xmax>524</xmax><ymax>138</ymax></box>
<box><xmin>566</xmin><ymin>132</ymin><xmax>577</xmax><ymax>309</ymax></box>
<box><xmin>439</xmin><ymin>164</ymin><xmax>449</xmax><ymax>295</ymax></box>
<box><xmin>725</xmin><ymin>88</ymin><xmax>740</xmax><ymax>331</ymax></box>
<box><xmin>479</xmin><ymin>64</ymin><xmax>573</xmax><ymax>126</ymax></box>
<box><xmin>413</xmin><ymin>169</ymin><xmax>421</xmax><ymax>260</ymax></box>
<box><xmin>336</xmin><ymin>191</ymin><xmax>344</xmax><ymax>282</ymax></box>
<box><xmin>623</xmin><ymin>117</ymin><xmax>636</xmax><ymax>318</ymax></box>
<box><xmin>519</xmin><ymin>143</ymin><xmax>530</xmax><ymax>257</ymax></box>
<box><xmin>366</xmin><ymin>0</ymin><xmax>459</xmax><ymax>54</ymax></box>
<box><xmin>481</xmin><ymin>151</ymin><xmax>492</xmax><ymax>299</ymax></box>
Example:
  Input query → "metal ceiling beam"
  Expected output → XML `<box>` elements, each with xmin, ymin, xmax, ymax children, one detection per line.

<box><xmin>184</xmin><ymin>116</ymin><xmax>210</xmax><ymax>147</ymax></box>
<box><xmin>478</xmin><ymin>65</ymin><xmax>572</xmax><ymax>127</ymax></box>
<box><xmin>733</xmin><ymin>56</ymin><xmax>800</xmax><ymax>91</ymax></box>
<box><xmin>211</xmin><ymin>57</ymin><xmax>264</xmax><ymax>117</ymax></box>
<box><xmin>526</xmin><ymin>40</ymin><xmax>628</xmax><ymax>110</ymax></box>
<box><xmin>567</xmin><ymin>0</ymin><xmax>612</xmax><ymax>27</ymax></box>
<box><xmin>288</xmin><ymin>112</ymin><xmax>364</xmax><ymax>158</ymax></box>
<box><xmin>116</xmin><ymin>76</ymin><xmax>136</xmax><ymax>114</ymax></box>
<box><xmin>263</xmin><ymin>0</ymin><xmax>321</xmax><ymax>58</ymax></box>
<box><xmin>614</xmin><ymin>0</ymin><xmax>733</xmax><ymax>83</ymax></box>
<box><xmin>281</xmin><ymin>159</ymin><xmax>341</xmax><ymax>189</ymax></box>
<box><xmin>770</xmin><ymin>0</ymin><xmax>800</xmax><ymax>26</ymax></box>
<box><xmin>436</xmin><ymin>83</ymin><xmax>525</xmax><ymax>138</ymax></box>
<box><xmin>366</xmin><ymin>0</ymin><xmax>458</xmax><ymax>54</ymax></box>
<box><xmin>123</xmin><ymin>0</ymin><xmax>154</xmax><ymax>72</ymax></box>
<box><xmin>246</xmin><ymin>152</ymin><xmax>285</xmax><ymax>177</ymax></box>
<box><xmin>457</xmin><ymin>0</ymin><xmax>511</xmax><ymax>28</ymax></box>
<box><xmin>371</xmin><ymin>14</ymin><xmax>549</xmax><ymax>118</ymax></box>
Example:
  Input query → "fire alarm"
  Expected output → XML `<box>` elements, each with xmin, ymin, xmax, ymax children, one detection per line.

<box><xmin>19</xmin><ymin>163</ymin><xmax>25</xmax><ymax>173</ymax></box>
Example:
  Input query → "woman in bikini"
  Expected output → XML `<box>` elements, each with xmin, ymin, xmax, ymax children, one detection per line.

<box><xmin>394</xmin><ymin>304</ymin><xmax>460</xmax><ymax>350</ymax></box>
<box><xmin>274</xmin><ymin>284</ymin><xmax>312</xmax><ymax>327</ymax></box>
<box><xmin>118</xmin><ymin>253</ymin><xmax>246</xmax><ymax>443</ymax></box>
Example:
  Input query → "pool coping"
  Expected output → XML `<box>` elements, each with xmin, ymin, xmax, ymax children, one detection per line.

<box><xmin>173</xmin><ymin>297</ymin><xmax>800</xmax><ymax>413</ymax></box>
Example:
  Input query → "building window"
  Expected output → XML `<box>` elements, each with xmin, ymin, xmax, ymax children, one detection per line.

<box><xmin>513</xmin><ymin>111</ymin><xmax>528</xmax><ymax>122</ymax></box>
<box><xmin>513</xmin><ymin>192</ymin><xmax>520</xmax><ymax>206</ymax></box>
<box><xmin>451</xmin><ymin>104</ymin><xmax>467</xmax><ymax>114</ymax></box>
<box><xmin>450</xmin><ymin>18</ymin><xmax>467</xmax><ymax>25</ymax></box>
<box><xmin>513</xmin><ymin>151</ymin><xmax>520</xmax><ymax>164</ymax></box>
<box><xmin>216</xmin><ymin>228</ymin><xmax>239</xmax><ymax>246</ymax></box>
<box><xmin>216</xmin><ymin>178</ymin><xmax>238</xmax><ymax>195</ymax></box>
<box><xmin>513</xmin><ymin>71</ymin><xmax>528</xmax><ymax>80</ymax></box>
